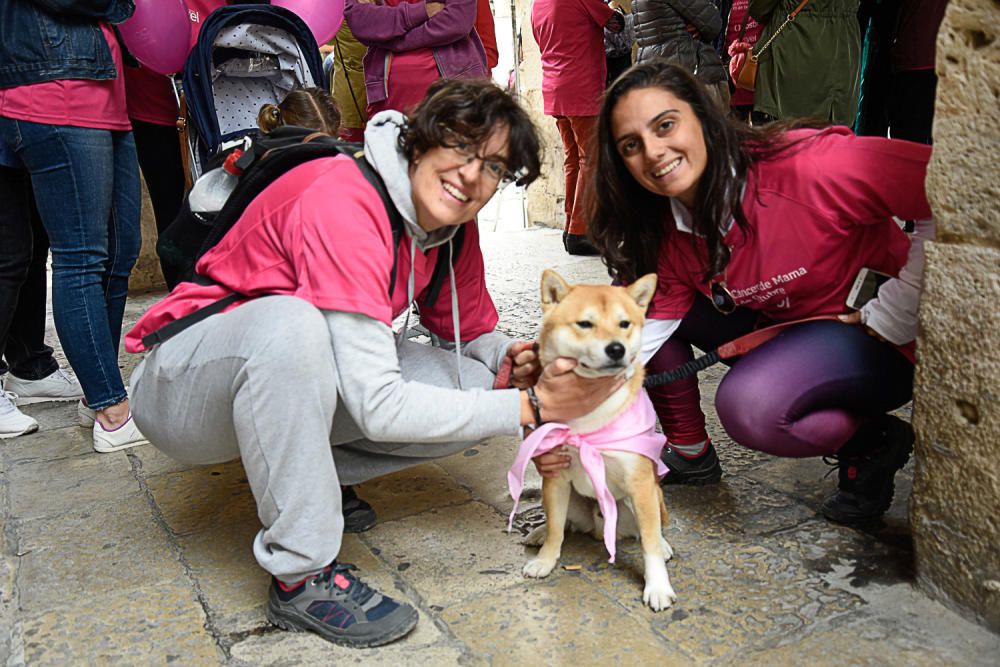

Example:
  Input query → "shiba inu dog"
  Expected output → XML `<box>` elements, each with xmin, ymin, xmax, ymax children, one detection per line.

<box><xmin>509</xmin><ymin>269</ymin><xmax>677</xmax><ymax>611</ymax></box>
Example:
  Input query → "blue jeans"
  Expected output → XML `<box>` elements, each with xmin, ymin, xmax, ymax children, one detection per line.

<box><xmin>0</xmin><ymin>118</ymin><xmax>140</xmax><ymax>410</ymax></box>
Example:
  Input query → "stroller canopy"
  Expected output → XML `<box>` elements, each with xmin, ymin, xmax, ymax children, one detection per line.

<box><xmin>183</xmin><ymin>4</ymin><xmax>325</xmax><ymax>172</ymax></box>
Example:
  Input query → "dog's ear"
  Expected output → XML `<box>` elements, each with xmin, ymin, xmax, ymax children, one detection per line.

<box><xmin>540</xmin><ymin>269</ymin><xmax>571</xmax><ymax>310</ymax></box>
<box><xmin>626</xmin><ymin>273</ymin><xmax>658</xmax><ymax>311</ymax></box>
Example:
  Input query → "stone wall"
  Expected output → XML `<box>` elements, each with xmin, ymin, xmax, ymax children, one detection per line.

<box><xmin>911</xmin><ymin>0</ymin><xmax>999</xmax><ymax>632</ymax></box>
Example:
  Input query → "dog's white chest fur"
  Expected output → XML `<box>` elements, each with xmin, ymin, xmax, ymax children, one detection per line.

<box><xmin>563</xmin><ymin>447</ymin><xmax>635</xmax><ymax>501</ymax></box>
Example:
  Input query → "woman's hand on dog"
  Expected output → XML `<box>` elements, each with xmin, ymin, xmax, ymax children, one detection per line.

<box><xmin>533</xmin><ymin>446</ymin><xmax>571</xmax><ymax>477</ymax></box>
<box><xmin>507</xmin><ymin>341</ymin><xmax>542</xmax><ymax>389</ymax></box>
<box><xmin>534</xmin><ymin>357</ymin><xmax>625</xmax><ymax>422</ymax></box>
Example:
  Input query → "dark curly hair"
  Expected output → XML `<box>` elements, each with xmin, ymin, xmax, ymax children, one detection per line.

<box><xmin>400</xmin><ymin>79</ymin><xmax>542</xmax><ymax>187</ymax></box>
<box><xmin>589</xmin><ymin>60</ymin><xmax>826</xmax><ymax>284</ymax></box>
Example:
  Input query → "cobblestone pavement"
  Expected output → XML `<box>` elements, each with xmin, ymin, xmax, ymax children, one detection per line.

<box><xmin>2</xmin><ymin>223</ymin><xmax>998</xmax><ymax>665</ymax></box>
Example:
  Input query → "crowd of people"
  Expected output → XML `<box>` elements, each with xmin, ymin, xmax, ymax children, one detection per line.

<box><xmin>1</xmin><ymin>0</ymin><xmax>942</xmax><ymax>651</ymax></box>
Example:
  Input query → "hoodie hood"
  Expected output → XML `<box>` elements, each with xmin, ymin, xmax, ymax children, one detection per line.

<box><xmin>363</xmin><ymin>110</ymin><xmax>460</xmax><ymax>253</ymax></box>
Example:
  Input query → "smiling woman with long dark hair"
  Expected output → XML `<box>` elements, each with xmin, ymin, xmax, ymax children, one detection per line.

<box><xmin>586</xmin><ymin>60</ymin><xmax>934</xmax><ymax>525</ymax></box>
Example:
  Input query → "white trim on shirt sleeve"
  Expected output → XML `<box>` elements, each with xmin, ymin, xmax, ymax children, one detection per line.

<box><xmin>640</xmin><ymin>318</ymin><xmax>681</xmax><ymax>365</ymax></box>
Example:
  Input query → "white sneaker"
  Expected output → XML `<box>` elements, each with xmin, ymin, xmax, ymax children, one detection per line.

<box><xmin>93</xmin><ymin>413</ymin><xmax>149</xmax><ymax>453</ymax></box>
<box><xmin>0</xmin><ymin>391</ymin><xmax>40</xmax><ymax>439</ymax></box>
<box><xmin>78</xmin><ymin>400</ymin><xmax>97</xmax><ymax>428</ymax></box>
<box><xmin>6</xmin><ymin>368</ymin><xmax>83</xmax><ymax>405</ymax></box>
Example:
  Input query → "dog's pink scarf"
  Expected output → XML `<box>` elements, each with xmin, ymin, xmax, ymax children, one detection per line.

<box><xmin>507</xmin><ymin>391</ymin><xmax>668</xmax><ymax>563</ymax></box>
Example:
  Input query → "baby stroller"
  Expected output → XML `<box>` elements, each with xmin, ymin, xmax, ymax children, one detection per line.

<box><xmin>179</xmin><ymin>3</ymin><xmax>326</xmax><ymax>182</ymax></box>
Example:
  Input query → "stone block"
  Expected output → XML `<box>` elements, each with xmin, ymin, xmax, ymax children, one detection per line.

<box><xmin>925</xmin><ymin>0</ymin><xmax>1000</xmax><ymax>245</ymax></box>
<box><xmin>1</xmin><ymin>424</ymin><xmax>91</xmax><ymax>464</ymax></box>
<box><xmin>436</xmin><ymin>436</ymin><xmax>527</xmax><ymax>514</ymax></box>
<box><xmin>19</xmin><ymin>575</ymin><xmax>219</xmax><ymax>665</ymax></box>
<box><xmin>17</xmin><ymin>401</ymin><xmax>82</xmax><ymax>433</ymax></box>
<box><xmin>354</xmin><ymin>463</ymin><xmax>472</xmax><ymax>524</ymax></box>
<box><xmin>912</xmin><ymin>243</ymin><xmax>1000</xmax><ymax>630</ymax></box>
<box><xmin>176</xmin><ymin>519</ymin><xmax>267</xmax><ymax>636</ymax></box>
<box><xmin>229</xmin><ymin>633</ymin><xmax>470</xmax><ymax>667</ymax></box>
<box><xmin>6</xmin><ymin>453</ymin><xmax>140</xmax><ymax>521</ymax></box>
<box><xmin>440</xmin><ymin>575</ymin><xmax>690</xmax><ymax>665</ymax></box>
<box><xmin>16</xmin><ymin>497</ymin><xmax>184</xmax><ymax>613</ymax></box>
<box><xmin>362</xmin><ymin>501</ymin><xmax>526</xmax><ymax>608</ymax></box>
<box><xmin>146</xmin><ymin>461</ymin><xmax>257</xmax><ymax>536</ymax></box>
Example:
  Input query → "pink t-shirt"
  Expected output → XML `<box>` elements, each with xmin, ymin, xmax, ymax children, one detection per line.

<box><xmin>126</xmin><ymin>155</ymin><xmax>498</xmax><ymax>352</ymax></box>
<box><xmin>124</xmin><ymin>0</ymin><xmax>228</xmax><ymax>126</ymax></box>
<box><xmin>0</xmin><ymin>24</ymin><xmax>129</xmax><ymax>131</ymax></box>
<box><xmin>725</xmin><ymin>0</ymin><xmax>763</xmax><ymax>108</ymax></box>
<box><xmin>648</xmin><ymin>128</ymin><xmax>932</xmax><ymax>325</ymax></box>
<box><xmin>531</xmin><ymin>0</ymin><xmax>614</xmax><ymax>117</ymax></box>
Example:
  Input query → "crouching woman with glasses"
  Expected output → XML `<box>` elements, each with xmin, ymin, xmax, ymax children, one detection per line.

<box><xmin>583</xmin><ymin>60</ymin><xmax>933</xmax><ymax>525</ymax></box>
<box><xmin>124</xmin><ymin>80</ymin><xmax>623</xmax><ymax>648</ymax></box>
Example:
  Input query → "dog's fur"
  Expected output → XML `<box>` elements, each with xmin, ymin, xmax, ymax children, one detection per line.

<box><xmin>522</xmin><ymin>270</ymin><xmax>677</xmax><ymax>611</ymax></box>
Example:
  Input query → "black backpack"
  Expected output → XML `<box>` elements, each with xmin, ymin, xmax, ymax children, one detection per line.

<box><xmin>146</xmin><ymin>126</ymin><xmax>464</xmax><ymax>349</ymax></box>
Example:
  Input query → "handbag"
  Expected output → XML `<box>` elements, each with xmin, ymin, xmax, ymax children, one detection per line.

<box><xmin>731</xmin><ymin>0</ymin><xmax>810</xmax><ymax>92</ymax></box>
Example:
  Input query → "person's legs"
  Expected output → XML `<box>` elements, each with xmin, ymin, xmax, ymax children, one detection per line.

<box><xmin>132</xmin><ymin>119</ymin><xmax>186</xmax><ymax>285</ymax></box>
<box><xmin>554</xmin><ymin>116</ymin><xmax>579</xmax><ymax>235</ymax></box>
<box><xmin>4</xmin><ymin>190</ymin><xmax>58</xmax><ymax>382</ymax></box>
<box><xmin>566</xmin><ymin>115</ymin><xmax>597</xmax><ymax>236</ymax></box>
<box><xmin>131</xmin><ymin>296</ymin><xmax>416</xmax><ymax>645</ymax></box>
<box><xmin>713</xmin><ymin>321</ymin><xmax>913</xmax><ymax>457</ymax></box>
<box><xmin>0</xmin><ymin>166</ymin><xmax>34</xmax><ymax>376</ymax></box>
<box><xmin>713</xmin><ymin>320</ymin><xmax>915</xmax><ymax>522</ymax></box>
<box><xmin>888</xmin><ymin>69</ymin><xmax>937</xmax><ymax>145</ymax></box>
<box><xmin>0</xmin><ymin>165</ymin><xmax>40</xmax><ymax>437</ymax></box>
<box><xmin>2</xmin><ymin>119</ymin><xmax>133</xmax><ymax>411</ymax></box>
<box><xmin>646</xmin><ymin>297</ymin><xmax>760</xmax><ymax>483</ymax></box>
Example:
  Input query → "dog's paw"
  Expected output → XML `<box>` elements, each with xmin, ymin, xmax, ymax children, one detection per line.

<box><xmin>523</xmin><ymin>525</ymin><xmax>547</xmax><ymax>547</ymax></box>
<box><xmin>661</xmin><ymin>537</ymin><xmax>674</xmax><ymax>561</ymax></box>
<box><xmin>643</xmin><ymin>582</ymin><xmax>677</xmax><ymax>612</ymax></box>
<box><xmin>522</xmin><ymin>558</ymin><xmax>557</xmax><ymax>578</ymax></box>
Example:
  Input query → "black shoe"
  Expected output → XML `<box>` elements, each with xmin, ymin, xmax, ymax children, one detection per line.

<box><xmin>267</xmin><ymin>562</ymin><xmax>418</xmax><ymax>647</ymax></box>
<box><xmin>660</xmin><ymin>441</ymin><xmax>723</xmax><ymax>486</ymax></box>
<box><xmin>565</xmin><ymin>233</ymin><xmax>600</xmax><ymax>256</ymax></box>
<box><xmin>821</xmin><ymin>415</ymin><xmax>915</xmax><ymax>525</ymax></box>
<box><xmin>342</xmin><ymin>486</ymin><xmax>377</xmax><ymax>533</ymax></box>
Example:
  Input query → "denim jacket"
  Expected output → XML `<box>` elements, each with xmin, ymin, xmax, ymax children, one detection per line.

<box><xmin>0</xmin><ymin>0</ymin><xmax>135</xmax><ymax>88</ymax></box>
<box><xmin>345</xmin><ymin>0</ymin><xmax>487</xmax><ymax>106</ymax></box>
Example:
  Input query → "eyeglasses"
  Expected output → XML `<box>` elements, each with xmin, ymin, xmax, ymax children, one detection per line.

<box><xmin>709</xmin><ymin>279</ymin><xmax>737</xmax><ymax>314</ymax></box>
<box><xmin>440</xmin><ymin>129</ymin><xmax>516</xmax><ymax>187</ymax></box>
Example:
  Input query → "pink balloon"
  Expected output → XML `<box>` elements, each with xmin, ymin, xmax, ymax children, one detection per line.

<box><xmin>119</xmin><ymin>0</ymin><xmax>191</xmax><ymax>75</ymax></box>
<box><xmin>273</xmin><ymin>0</ymin><xmax>345</xmax><ymax>45</ymax></box>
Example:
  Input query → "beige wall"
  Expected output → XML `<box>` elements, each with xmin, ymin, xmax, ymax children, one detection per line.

<box><xmin>912</xmin><ymin>0</ymin><xmax>1000</xmax><ymax>631</ymax></box>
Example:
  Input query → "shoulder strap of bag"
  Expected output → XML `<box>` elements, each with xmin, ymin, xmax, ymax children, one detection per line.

<box><xmin>752</xmin><ymin>0</ymin><xmax>810</xmax><ymax>59</ymax></box>
<box><xmin>142</xmin><ymin>138</ymin><xmax>406</xmax><ymax>350</ymax></box>
<box><xmin>737</xmin><ymin>9</ymin><xmax>751</xmax><ymax>42</ymax></box>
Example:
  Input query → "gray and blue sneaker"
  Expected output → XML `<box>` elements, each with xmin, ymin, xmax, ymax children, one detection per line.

<box><xmin>266</xmin><ymin>562</ymin><xmax>418</xmax><ymax>647</ymax></box>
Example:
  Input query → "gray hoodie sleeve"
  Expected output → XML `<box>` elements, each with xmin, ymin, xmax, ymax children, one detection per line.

<box><xmin>324</xmin><ymin>310</ymin><xmax>523</xmax><ymax>443</ymax></box>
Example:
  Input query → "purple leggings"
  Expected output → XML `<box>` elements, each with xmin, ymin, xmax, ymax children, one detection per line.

<box><xmin>646</xmin><ymin>298</ymin><xmax>914</xmax><ymax>458</ymax></box>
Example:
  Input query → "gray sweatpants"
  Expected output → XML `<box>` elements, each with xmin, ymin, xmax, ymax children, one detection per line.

<box><xmin>130</xmin><ymin>296</ymin><xmax>495</xmax><ymax>581</ymax></box>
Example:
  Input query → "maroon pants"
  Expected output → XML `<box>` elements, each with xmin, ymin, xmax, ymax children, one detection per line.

<box><xmin>554</xmin><ymin>115</ymin><xmax>597</xmax><ymax>236</ymax></box>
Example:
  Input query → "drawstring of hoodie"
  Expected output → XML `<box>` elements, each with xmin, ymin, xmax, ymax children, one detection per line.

<box><xmin>395</xmin><ymin>237</ymin><xmax>464</xmax><ymax>390</ymax></box>
<box><xmin>448</xmin><ymin>239</ymin><xmax>463</xmax><ymax>390</ymax></box>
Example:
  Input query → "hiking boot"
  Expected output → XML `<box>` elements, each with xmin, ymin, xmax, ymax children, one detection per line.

<box><xmin>5</xmin><ymin>368</ymin><xmax>83</xmax><ymax>405</ymax></box>
<box><xmin>821</xmin><ymin>415</ymin><xmax>915</xmax><ymax>525</ymax></box>
<box><xmin>342</xmin><ymin>486</ymin><xmax>377</xmax><ymax>533</ymax></box>
<box><xmin>660</xmin><ymin>441</ymin><xmax>723</xmax><ymax>486</ymax></box>
<box><xmin>266</xmin><ymin>562</ymin><xmax>418</xmax><ymax>647</ymax></box>
<box><xmin>0</xmin><ymin>391</ymin><xmax>39</xmax><ymax>439</ymax></box>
